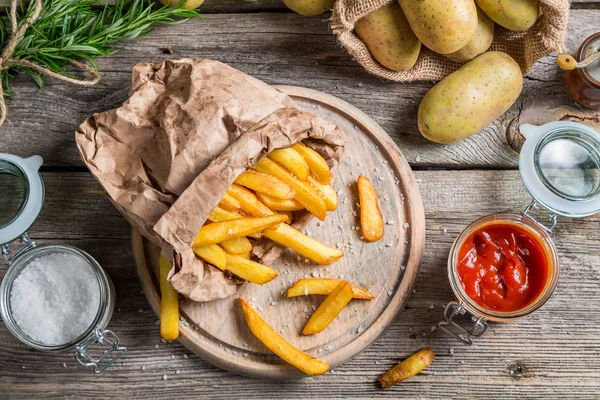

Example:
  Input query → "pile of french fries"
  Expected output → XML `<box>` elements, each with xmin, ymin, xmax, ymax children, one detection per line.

<box><xmin>191</xmin><ymin>143</ymin><xmax>344</xmax><ymax>285</ymax></box>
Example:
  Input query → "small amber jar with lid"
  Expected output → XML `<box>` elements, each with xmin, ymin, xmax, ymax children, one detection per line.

<box><xmin>564</xmin><ymin>32</ymin><xmax>600</xmax><ymax>109</ymax></box>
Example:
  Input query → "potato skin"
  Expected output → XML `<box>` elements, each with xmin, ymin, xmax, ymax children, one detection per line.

<box><xmin>418</xmin><ymin>51</ymin><xmax>523</xmax><ymax>144</ymax></box>
<box><xmin>475</xmin><ymin>0</ymin><xmax>539</xmax><ymax>31</ymax></box>
<box><xmin>445</xmin><ymin>7</ymin><xmax>494</xmax><ymax>63</ymax></box>
<box><xmin>355</xmin><ymin>3</ymin><xmax>421</xmax><ymax>71</ymax></box>
<box><xmin>283</xmin><ymin>0</ymin><xmax>335</xmax><ymax>16</ymax></box>
<box><xmin>399</xmin><ymin>0</ymin><xmax>477</xmax><ymax>54</ymax></box>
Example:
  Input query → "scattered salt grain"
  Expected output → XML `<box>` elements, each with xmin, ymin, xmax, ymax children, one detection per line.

<box><xmin>243</xmin><ymin>353</ymin><xmax>248</xmax><ymax>358</ymax></box>
<box><xmin>183</xmin><ymin>354</ymin><xmax>189</xmax><ymax>359</ymax></box>
<box><xmin>163</xmin><ymin>375</ymin><xmax>168</xmax><ymax>380</ymax></box>
<box><xmin>154</xmin><ymin>344</ymin><xmax>159</xmax><ymax>348</ymax></box>
<box><xmin>176</xmin><ymin>370</ymin><xmax>181</xmax><ymax>375</ymax></box>
<box><xmin>403</xmin><ymin>223</ymin><xmax>410</xmax><ymax>229</ymax></box>
<box><xmin>386</xmin><ymin>220</ymin><xmax>394</xmax><ymax>225</ymax></box>
<box><xmin>142</xmin><ymin>365</ymin><xmax>146</xmax><ymax>370</ymax></box>
<box><xmin>227</xmin><ymin>229</ymin><xmax>233</xmax><ymax>234</ymax></box>
<box><xmin>415</xmin><ymin>155</ymin><xmax>421</xmax><ymax>162</ymax></box>
<box><xmin>443</xmin><ymin>228</ymin><xmax>448</xmax><ymax>234</ymax></box>
<box><xmin>449</xmin><ymin>348</ymin><xmax>455</xmax><ymax>355</ymax></box>
<box><xmin>63</xmin><ymin>363</ymin><xmax>67</xmax><ymax>368</ymax></box>
<box><xmin>387</xmin><ymin>290</ymin><xmax>393</xmax><ymax>296</ymax></box>
<box><xmin>9</xmin><ymin>252</ymin><xmax>101</xmax><ymax>346</ymax></box>
<box><xmin>429</xmin><ymin>304</ymin><xmax>434</xmax><ymax>309</ymax></box>
<box><xmin>304</xmin><ymin>288</ymin><xmax>309</xmax><ymax>296</ymax></box>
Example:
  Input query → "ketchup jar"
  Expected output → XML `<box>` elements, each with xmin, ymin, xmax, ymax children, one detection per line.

<box><xmin>439</xmin><ymin>121</ymin><xmax>600</xmax><ymax>344</ymax></box>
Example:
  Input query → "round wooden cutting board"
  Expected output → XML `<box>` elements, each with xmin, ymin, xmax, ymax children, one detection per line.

<box><xmin>133</xmin><ymin>85</ymin><xmax>425</xmax><ymax>379</ymax></box>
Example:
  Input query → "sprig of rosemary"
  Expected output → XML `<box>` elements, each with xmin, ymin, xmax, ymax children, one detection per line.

<box><xmin>0</xmin><ymin>0</ymin><xmax>202</xmax><ymax>97</ymax></box>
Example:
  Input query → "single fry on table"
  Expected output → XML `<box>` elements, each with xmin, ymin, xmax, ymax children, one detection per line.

<box><xmin>379</xmin><ymin>348</ymin><xmax>435</xmax><ymax>389</ymax></box>
<box><xmin>302</xmin><ymin>281</ymin><xmax>354</xmax><ymax>335</ymax></box>
<box><xmin>159</xmin><ymin>254</ymin><xmax>179</xmax><ymax>341</ymax></box>
<box><xmin>286</xmin><ymin>278</ymin><xmax>374</xmax><ymax>300</ymax></box>
<box><xmin>192</xmin><ymin>214</ymin><xmax>287</xmax><ymax>247</ymax></box>
<box><xmin>239</xmin><ymin>298</ymin><xmax>329</xmax><ymax>375</ymax></box>
<box><xmin>192</xmin><ymin>244</ymin><xmax>227</xmax><ymax>270</ymax></box>
<box><xmin>268</xmin><ymin>147</ymin><xmax>310</xmax><ymax>181</ymax></box>
<box><xmin>263</xmin><ymin>222</ymin><xmax>343</xmax><ymax>265</ymax></box>
<box><xmin>225</xmin><ymin>254</ymin><xmax>278</xmax><ymax>284</ymax></box>
<box><xmin>293</xmin><ymin>142</ymin><xmax>333</xmax><ymax>185</ymax></box>
<box><xmin>357</xmin><ymin>176</ymin><xmax>384</xmax><ymax>242</ymax></box>
<box><xmin>234</xmin><ymin>169</ymin><xmax>296</xmax><ymax>200</ymax></box>
<box><xmin>255</xmin><ymin>157</ymin><xmax>327</xmax><ymax>221</ymax></box>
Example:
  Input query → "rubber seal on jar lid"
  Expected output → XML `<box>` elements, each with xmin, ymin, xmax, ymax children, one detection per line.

<box><xmin>519</xmin><ymin>122</ymin><xmax>600</xmax><ymax>217</ymax></box>
<box><xmin>0</xmin><ymin>154</ymin><xmax>44</xmax><ymax>245</ymax></box>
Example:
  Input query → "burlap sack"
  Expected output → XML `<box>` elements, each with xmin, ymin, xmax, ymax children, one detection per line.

<box><xmin>331</xmin><ymin>0</ymin><xmax>570</xmax><ymax>81</ymax></box>
<box><xmin>76</xmin><ymin>58</ymin><xmax>344</xmax><ymax>302</ymax></box>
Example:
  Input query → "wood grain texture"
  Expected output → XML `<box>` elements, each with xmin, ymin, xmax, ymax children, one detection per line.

<box><xmin>134</xmin><ymin>85</ymin><xmax>425</xmax><ymax>379</ymax></box>
<box><xmin>0</xmin><ymin>11</ymin><xmax>598</xmax><ymax>169</ymax></box>
<box><xmin>1</xmin><ymin>170</ymin><xmax>599</xmax><ymax>398</ymax></box>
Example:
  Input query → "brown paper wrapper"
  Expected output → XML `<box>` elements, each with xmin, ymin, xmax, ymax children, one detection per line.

<box><xmin>76</xmin><ymin>58</ymin><xmax>344</xmax><ymax>302</ymax></box>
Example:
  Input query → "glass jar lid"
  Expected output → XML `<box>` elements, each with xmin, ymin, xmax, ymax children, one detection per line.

<box><xmin>0</xmin><ymin>154</ymin><xmax>44</xmax><ymax>247</ymax></box>
<box><xmin>519</xmin><ymin>122</ymin><xmax>600</xmax><ymax>217</ymax></box>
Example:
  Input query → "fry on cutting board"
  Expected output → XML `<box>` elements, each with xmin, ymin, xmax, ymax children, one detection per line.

<box><xmin>228</xmin><ymin>183</ymin><xmax>274</xmax><ymax>217</ymax></box>
<box><xmin>225</xmin><ymin>254</ymin><xmax>278</xmax><ymax>284</ymax></box>
<box><xmin>192</xmin><ymin>214</ymin><xmax>287</xmax><ymax>247</ymax></box>
<box><xmin>193</xmin><ymin>244</ymin><xmax>227</xmax><ymax>270</ymax></box>
<box><xmin>256</xmin><ymin>192</ymin><xmax>305</xmax><ymax>211</ymax></box>
<box><xmin>307</xmin><ymin>175</ymin><xmax>338</xmax><ymax>211</ymax></box>
<box><xmin>218</xmin><ymin>192</ymin><xmax>242</xmax><ymax>211</ymax></box>
<box><xmin>285</xmin><ymin>278</ymin><xmax>374</xmax><ymax>300</ymax></box>
<box><xmin>234</xmin><ymin>169</ymin><xmax>296</xmax><ymax>200</ymax></box>
<box><xmin>268</xmin><ymin>147</ymin><xmax>310</xmax><ymax>181</ymax></box>
<box><xmin>239</xmin><ymin>298</ymin><xmax>329</xmax><ymax>375</ymax></box>
<box><xmin>293</xmin><ymin>142</ymin><xmax>333</xmax><ymax>185</ymax></box>
<box><xmin>263</xmin><ymin>222</ymin><xmax>343</xmax><ymax>265</ymax></box>
<box><xmin>255</xmin><ymin>157</ymin><xmax>327</xmax><ymax>221</ymax></box>
<box><xmin>357</xmin><ymin>176</ymin><xmax>384</xmax><ymax>242</ymax></box>
<box><xmin>379</xmin><ymin>348</ymin><xmax>435</xmax><ymax>389</ymax></box>
<box><xmin>302</xmin><ymin>281</ymin><xmax>354</xmax><ymax>335</ymax></box>
<box><xmin>219</xmin><ymin>236</ymin><xmax>252</xmax><ymax>255</ymax></box>
<box><xmin>159</xmin><ymin>254</ymin><xmax>179</xmax><ymax>341</ymax></box>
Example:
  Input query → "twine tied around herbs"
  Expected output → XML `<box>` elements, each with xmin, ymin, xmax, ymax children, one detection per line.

<box><xmin>0</xmin><ymin>0</ymin><xmax>100</xmax><ymax>126</ymax></box>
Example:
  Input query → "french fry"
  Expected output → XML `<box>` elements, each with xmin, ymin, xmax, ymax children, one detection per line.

<box><xmin>218</xmin><ymin>192</ymin><xmax>242</xmax><ymax>211</ymax></box>
<box><xmin>293</xmin><ymin>142</ymin><xmax>333</xmax><ymax>185</ymax></box>
<box><xmin>228</xmin><ymin>183</ymin><xmax>274</xmax><ymax>217</ymax></box>
<box><xmin>379</xmin><ymin>348</ymin><xmax>435</xmax><ymax>389</ymax></box>
<box><xmin>307</xmin><ymin>176</ymin><xmax>337</xmax><ymax>211</ymax></box>
<box><xmin>239</xmin><ymin>251</ymin><xmax>251</xmax><ymax>259</ymax></box>
<box><xmin>207</xmin><ymin>207</ymin><xmax>261</xmax><ymax>239</ymax></box>
<box><xmin>263</xmin><ymin>223</ymin><xmax>343</xmax><ymax>265</ymax></box>
<box><xmin>193</xmin><ymin>244</ymin><xmax>227</xmax><ymax>270</ymax></box>
<box><xmin>159</xmin><ymin>254</ymin><xmax>179</xmax><ymax>341</ymax></box>
<box><xmin>302</xmin><ymin>281</ymin><xmax>353</xmax><ymax>335</ymax></box>
<box><xmin>192</xmin><ymin>214</ymin><xmax>287</xmax><ymax>247</ymax></box>
<box><xmin>281</xmin><ymin>210</ymin><xmax>294</xmax><ymax>224</ymax></box>
<box><xmin>220</xmin><ymin>236</ymin><xmax>252</xmax><ymax>255</ymax></box>
<box><xmin>239</xmin><ymin>298</ymin><xmax>329</xmax><ymax>375</ymax></box>
<box><xmin>268</xmin><ymin>148</ymin><xmax>309</xmax><ymax>181</ymax></box>
<box><xmin>256</xmin><ymin>192</ymin><xmax>305</xmax><ymax>211</ymax></box>
<box><xmin>226</xmin><ymin>254</ymin><xmax>278</xmax><ymax>284</ymax></box>
<box><xmin>357</xmin><ymin>176</ymin><xmax>384</xmax><ymax>242</ymax></box>
<box><xmin>234</xmin><ymin>170</ymin><xmax>295</xmax><ymax>200</ymax></box>
<box><xmin>285</xmin><ymin>278</ymin><xmax>374</xmax><ymax>300</ymax></box>
<box><xmin>255</xmin><ymin>158</ymin><xmax>327</xmax><ymax>221</ymax></box>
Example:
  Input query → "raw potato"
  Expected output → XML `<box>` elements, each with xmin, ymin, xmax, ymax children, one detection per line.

<box><xmin>293</xmin><ymin>143</ymin><xmax>332</xmax><ymax>185</ymax></box>
<box><xmin>355</xmin><ymin>2</ymin><xmax>421</xmax><ymax>71</ymax></box>
<box><xmin>256</xmin><ymin>192</ymin><xmax>305</xmax><ymax>211</ymax></box>
<box><xmin>418</xmin><ymin>51</ymin><xmax>523</xmax><ymax>144</ymax></box>
<box><xmin>379</xmin><ymin>348</ymin><xmax>435</xmax><ymax>388</ymax></box>
<box><xmin>159</xmin><ymin>254</ymin><xmax>179</xmax><ymax>341</ymax></box>
<box><xmin>283</xmin><ymin>0</ymin><xmax>334</xmax><ymax>16</ymax></box>
<box><xmin>399</xmin><ymin>0</ymin><xmax>478</xmax><ymax>54</ymax></box>
<box><xmin>160</xmin><ymin>0</ymin><xmax>204</xmax><ymax>9</ymax></box>
<box><xmin>475</xmin><ymin>0</ymin><xmax>539</xmax><ymax>31</ymax></box>
<box><xmin>302</xmin><ymin>282</ymin><xmax>354</xmax><ymax>335</ymax></box>
<box><xmin>234</xmin><ymin>170</ymin><xmax>295</xmax><ymax>200</ymax></box>
<box><xmin>357</xmin><ymin>176</ymin><xmax>384</xmax><ymax>242</ymax></box>
<box><xmin>286</xmin><ymin>278</ymin><xmax>375</xmax><ymax>300</ymax></box>
<box><xmin>263</xmin><ymin>223</ymin><xmax>344</xmax><ymax>265</ymax></box>
<box><xmin>193</xmin><ymin>244</ymin><xmax>227</xmax><ymax>270</ymax></box>
<box><xmin>239</xmin><ymin>298</ymin><xmax>330</xmax><ymax>375</ymax></box>
<box><xmin>445</xmin><ymin>7</ymin><xmax>494</xmax><ymax>63</ymax></box>
<box><xmin>192</xmin><ymin>214</ymin><xmax>287</xmax><ymax>247</ymax></box>
<box><xmin>255</xmin><ymin>158</ymin><xmax>327</xmax><ymax>221</ymax></box>
<box><xmin>225</xmin><ymin>254</ymin><xmax>278</xmax><ymax>284</ymax></box>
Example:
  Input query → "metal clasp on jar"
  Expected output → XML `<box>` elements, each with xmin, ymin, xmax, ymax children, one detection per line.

<box><xmin>438</xmin><ymin>301</ymin><xmax>489</xmax><ymax>345</ymax></box>
<box><xmin>76</xmin><ymin>329</ymin><xmax>127</xmax><ymax>373</ymax></box>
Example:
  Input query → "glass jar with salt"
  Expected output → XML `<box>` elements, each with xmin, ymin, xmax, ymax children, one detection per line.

<box><xmin>0</xmin><ymin>154</ymin><xmax>126</xmax><ymax>373</ymax></box>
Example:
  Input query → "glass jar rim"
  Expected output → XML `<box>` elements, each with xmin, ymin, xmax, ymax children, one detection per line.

<box><xmin>447</xmin><ymin>213</ymin><xmax>560</xmax><ymax>322</ymax></box>
<box><xmin>0</xmin><ymin>244</ymin><xmax>109</xmax><ymax>351</ymax></box>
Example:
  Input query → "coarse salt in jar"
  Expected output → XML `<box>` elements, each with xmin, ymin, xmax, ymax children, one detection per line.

<box><xmin>0</xmin><ymin>154</ymin><xmax>126</xmax><ymax>372</ymax></box>
<box><xmin>438</xmin><ymin>121</ymin><xmax>600</xmax><ymax>344</ymax></box>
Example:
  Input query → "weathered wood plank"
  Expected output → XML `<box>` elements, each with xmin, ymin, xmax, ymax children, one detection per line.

<box><xmin>0</xmin><ymin>11</ymin><xmax>598</xmax><ymax>169</ymax></box>
<box><xmin>1</xmin><ymin>170</ymin><xmax>599</xmax><ymax>398</ymax></box>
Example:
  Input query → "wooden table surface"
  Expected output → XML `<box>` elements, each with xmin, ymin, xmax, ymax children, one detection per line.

<box><xmin>1</xmin><ymin>1</ymin><xmax>600</xmax><ymax>398</ymax></box>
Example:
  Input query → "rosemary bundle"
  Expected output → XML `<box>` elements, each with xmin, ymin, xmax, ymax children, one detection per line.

<box><xmin>0</xmin><ymin>0</ymin><xmax>201</xmax><ymax>125</ymax></box>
